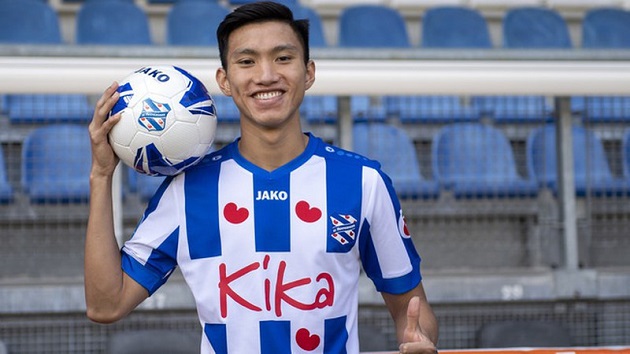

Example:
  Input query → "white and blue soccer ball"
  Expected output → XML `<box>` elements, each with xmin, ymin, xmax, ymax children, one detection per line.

<box><xmin>109</xmin><ymin>65</ymin><xmax>217</xmax><ymax>176</ymax></box>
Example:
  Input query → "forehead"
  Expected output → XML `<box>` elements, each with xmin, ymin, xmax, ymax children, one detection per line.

<box><xmin>227</xmin><ymin>20</ymin><xmax>304</xmax><ymax>54</ymax></box>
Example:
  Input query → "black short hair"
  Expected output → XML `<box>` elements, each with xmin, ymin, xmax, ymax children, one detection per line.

<box><xmin>216</xmin><ymin>1</ymin><xmax>310</xmax><ymax>69</ymax></box>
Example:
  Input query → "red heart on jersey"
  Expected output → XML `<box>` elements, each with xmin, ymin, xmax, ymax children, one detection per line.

<box><xmin>295</xmin><ymin>201</ymin><xmax>321</xmax><ymax>223</ymax></box>
<box><xmin>296</xmin><ymin>328</ymin><xmax>320</xmax><ymax>351</ymax></box>
<box><xmin>223</xmin><ymin>202</ymin><xmax>249</xmax><ymax>224</ymax></box>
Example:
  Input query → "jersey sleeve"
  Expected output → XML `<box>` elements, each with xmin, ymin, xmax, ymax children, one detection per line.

<box><xmin>358</xmin><ymin>166</ymin><xmax>421</xmax><ymax>294</ymax></box>
<box><xmin>121</xmin><ymin>176</ymin><xmax>181</xmax><ymax>295</ymax></box>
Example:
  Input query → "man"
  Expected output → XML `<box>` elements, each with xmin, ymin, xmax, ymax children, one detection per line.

<box><xmin>86</xmin><ymin>2</ymin><xmax>438</xmax><ymax>353</ymax></box>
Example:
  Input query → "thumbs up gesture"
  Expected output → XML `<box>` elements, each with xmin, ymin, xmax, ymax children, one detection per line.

<box><xmin>398</xmin><ymin>296</ymin><xmax>437</xmax><ymax>354</ymax></box>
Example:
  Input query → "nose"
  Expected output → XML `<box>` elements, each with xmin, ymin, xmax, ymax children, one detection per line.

<box><xmin>254</xmin><ymin>60</ymin><xmax>279</xmax><ymax>85</ymax></box>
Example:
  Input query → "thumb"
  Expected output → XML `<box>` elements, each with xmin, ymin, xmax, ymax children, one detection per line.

<box><xmin>403</xmin><ymin>296</ymin><xmax>421</xmax><ymax>342</ymax></box>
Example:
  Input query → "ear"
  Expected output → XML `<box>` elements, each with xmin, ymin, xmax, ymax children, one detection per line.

<box><xmin>304</xmin><ymin>60</ymin><xmax>316</xmax><ymax>91</ymax></box>
<box><xmin>215</xmin><ymin>67</ymin><xmax>232</xmax><ymax>96</ymax></box>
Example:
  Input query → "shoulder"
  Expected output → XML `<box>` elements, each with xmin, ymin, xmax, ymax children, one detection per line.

<box><xmin>311</xmin><ymin>135</ymin><xmax>382</xmax><ymax>171</ymax></box>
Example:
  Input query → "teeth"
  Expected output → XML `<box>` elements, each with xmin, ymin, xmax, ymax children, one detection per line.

<box><xmin>254</xmin><ymin>91</ymin><xmax>282</xmax><ymax>100</ymax></box>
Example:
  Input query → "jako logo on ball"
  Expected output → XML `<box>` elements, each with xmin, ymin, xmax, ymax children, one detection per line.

<box><xmin>109</xmin><ymin>65</ymin><xmax>217</xmax><ymax>176</ymax></box>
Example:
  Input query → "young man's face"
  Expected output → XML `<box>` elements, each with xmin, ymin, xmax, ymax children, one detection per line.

<box><xmin>216</xmin><ymin>20</ymin><xmax>315</xmax><ymax>130</ymax></box>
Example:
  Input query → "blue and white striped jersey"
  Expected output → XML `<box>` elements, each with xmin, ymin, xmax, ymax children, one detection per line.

<box><xmin>121</xmin><ymin>133</ymin><xmax>422</xmax><ymax>354</ymax></box>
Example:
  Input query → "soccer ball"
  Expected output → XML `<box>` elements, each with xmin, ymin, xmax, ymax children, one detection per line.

<box><xmin>109</xmin><ymin>65</ymin><xmax>217</xmax><ymax>176</ymax></box>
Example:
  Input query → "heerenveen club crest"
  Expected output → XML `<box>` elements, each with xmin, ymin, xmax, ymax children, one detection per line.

<box><xmin>139</xmin><ymin>98</ymin><xmax>170</xmax><ymax>132</ymax></box>
<box><xmin>330</xmin><ymin>214</ymin><xmax>358</xmax><ymax>245</ymax></box>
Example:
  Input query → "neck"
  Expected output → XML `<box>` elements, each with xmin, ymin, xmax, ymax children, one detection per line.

<box><xmin>238</xmin><ymin>129</ymin><xmax>309</xmax><ymax>172</ymax></box>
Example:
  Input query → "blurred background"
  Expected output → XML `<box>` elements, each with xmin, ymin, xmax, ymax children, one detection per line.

<box><xmin>1</xmin><ymin>0</ymin><xmax>630</xmax><ymax>353</ymax></box>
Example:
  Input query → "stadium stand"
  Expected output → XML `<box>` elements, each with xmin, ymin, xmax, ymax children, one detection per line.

<box><xmin>0</xmin><ymin>0</ymin><xmax>93</xmax><ymax>125</ymax></box>
<box><xmin>0</xmin><ymin>339</ymin><xmax>6</xmax><ymax>354</ymax></box>
<box><xmin>384</xmin><ymin>6</ymin><xmax>489</xmax><ymax>125</ymax></box>
<box><xmin>75</xmin><ymin>0</ymin><xmax>152</xmax><ymax>45</ymax></box>
<box><xmin>526</xmin><ymin>124</ymin><xmax>627</xmax><ymax>196</ymax></box>
<box><xmin>488</xmin><ymin>6</ymin><xmax>573</xmax><ymax>124</ymax></box>
<box><xmin>432</xmin><ymin>123</ymin><xmax>538</xmax><ymax>198</ymax></box>
<box><xmin>338</xmin><ymin>5</ymin><xmax>409</xmax><ymax>122</ymax></box>
<box><xmin>353</xmin><ymin>122</ymin><xmax>439</xmax><ymax>199</ymax></box>
<box><xmin>623</xmin><ymin>129</ymin><xmax>630</xmax><ymax>182</ymax></box>
<box><xmin>21</xmin><ymin>124</ymin><xmax>92</xmax><ymax>203</ymax></box>
<box><xmin>106</xmin><ymin>329</ymin><xmax>201</xmax><ymax>354</ymax></box>
<box><xmin>579</xmin><ymin>7</ymin><xmax>630</xmax><ymax>123</ymax></box>
<box><xmin>166</xmin><ymin>1</ymin><xmax>229</xmax><ymax>46</ymax></box>
<box><xmin>0</xmin><ymin>144</ymin><xmax>13</xmax><ymax>204</ymax></box>
<box><xmin>477</xmin><ymin>321</ymin><xmax>573</xmax><ymax>348</ymax></box>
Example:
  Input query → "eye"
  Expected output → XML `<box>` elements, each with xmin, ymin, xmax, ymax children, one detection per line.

<box><xmin>277</xmin><ymin>55</ymin><xmax>293</xmax><ymax>63</ymax></box>
<box><xmin>236</xmin><ymin>58</ymin><xmax>255</xmax><ymax>66</ymax></box>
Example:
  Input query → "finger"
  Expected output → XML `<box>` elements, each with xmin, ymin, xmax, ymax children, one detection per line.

<box><xmin>93</xmin><ymin>82</ymin><xmax>120</xmax><ymax>125</ymax></box>
<box><xmin>403</xmin><ymin>296</ymin><xmax>421</xmax><ymax>341</ymax></box>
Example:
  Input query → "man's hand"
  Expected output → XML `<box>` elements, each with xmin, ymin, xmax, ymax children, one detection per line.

<box><xmin>88</xmin><ymin>82</ymin><xmax>122</xmax><ymax>178</ymax></box>
<box><xmin>399</xmin><ymin>296</ymin><xmax>437</xmax><ymax>354</ymax></box>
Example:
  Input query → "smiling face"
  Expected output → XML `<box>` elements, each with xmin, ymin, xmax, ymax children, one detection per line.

<box><xmin>216</xmin><ymin>20</ymin><xmax>315</xmax><ymax>133</ymax></box>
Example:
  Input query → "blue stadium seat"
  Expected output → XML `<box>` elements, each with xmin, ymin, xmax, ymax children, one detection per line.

<box><xmin>338</xmin><ymin>5</ymin><xmax>408</xmax><ymax>122</ymax></box>
<box><xmin>386</xmin><ymin>94</ymin><xmax>481</xmax><ymax>124</ymax></box>
<box><xmin>338</xmin><ymin>5</ymin><xmax>409</xmax><ymax>48</ymax></box>
<box><xmin>471</xmin><ymin>95</ymin><xmax>553</xmax><ymax>124</ymax></box>
<box><xmin>230</xmin><ymin>0</ymin><xmax>297</xmax><ymax>6</ymax></box>
<box><xmin>166</xmin><ymin>1</ymin><xmax>229</xmax><ymax>46</ymax></box>
<box><xmin>503</xmin><ymin>7</ymin><xmax>572</xmax><ymax>48</ymax></box>
<box><xmin>580</xmin><ymin>8</ymin><xmax>630</xmax><ymax>123</ymax></box>
<box><xmin>213</xmin><ymin>95</ymin><xmax>240</xmax><ymax>123</ymax></box>
<box><xmin>301</xmin><ymin>6</ymin><xmax>327</xmax><ymax>48</ymax></box>
<box><xmin>353</xmin><ymin>122</ymin><xmax>439</xmax><ymax>199</ymax></box>
<box><xmin>527</xmin><ymin>124</ymin><xmax>627</xmax><ymax>196</ymax></box>
<box><xmin>21</xmin><ymin>125</ymin><xmax>92</xmax><ymax>203</ymax></box>
<box><xmin>0</xmin><ymin>145</ymin><xmax>14</xmax><ymax>204</ymax></box>
<box><xmin>494</xmin><ymin>7</ymin><xmax>572</xmax><ymax>123</ymax></box>
<box><xmin>0</xmin><ymin>0</ymin><xmax>93</xmax><ymax>125</ymax></box>
<box><xmin>301</xmin><ymin>95</ymin><xmax>337</xmax><ymax>124</ymax></box>
<box><xmin>0</xmin><ymin>0</ymin><xmax>61</xmax><ymax>44</ymax></box>
<box><xmin>127</xmin><ymin>168</ymin><xmax>166</xmax><ymax>201</ymax></box>
<box><xmin>582</xmin><ymin>7</ymin><xmax>630</xmax><ymax>49</ymax></box>
<box><xmin>432</xmin><ymin>123</ymin><xmax>538</xmax><ymax>198</ymax></box>
<box><xmin>622</xmin><ymin>130</ymin><xmax>630</xmax><ymax>184</ymax></box>
<box><xmin>384</xmin><ymin>6</ymin><xmax>488</xmax><ymax>124</ymax></box>
<box><xmin>76</xmin><ymin>1</ymin><xmax>152</xmax><ymax>45</ymax></box>
<box><xmin>422</xmin><ymin>6</ymin><xmax>492</xmax><ymax>48</ymax></box>
<box><xmin>7</xmin><ymin>94</ymin><xmax>93</xmax><ymax>124</ymax></box>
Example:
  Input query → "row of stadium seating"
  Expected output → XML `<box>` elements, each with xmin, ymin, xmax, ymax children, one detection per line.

<box><xmin>2</xmin><ymin>94</ymin><xmax>629</xmax><ymax>126</ymax></box>
<box><xmin>1</xmin><ymin>1</ymin><xmax>629</xmax><ymax>126</ymax></box>
<box><xmin>2</xmin><ymin>121</ymin><xmax>629</xmax><ymax>204</ymax></box>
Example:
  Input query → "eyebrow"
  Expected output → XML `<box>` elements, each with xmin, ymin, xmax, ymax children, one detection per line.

<box><xmin>231</xmin><ymin>44</ymin><xmax>300</xmax><ymax>58</ymax></box>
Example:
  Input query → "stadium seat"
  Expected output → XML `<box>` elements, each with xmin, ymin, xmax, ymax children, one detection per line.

<box><xmin>490</xmin><ymin>7</ymin><xmax>572</xmax><ymax>123</ymax></box>
<box><xmin>338</xmin><ymin>5</ymin><xmax>409</xmax><ymax>48</ymax></box>
<box><xmin>301</xmin><ymin>95</ymin><xmax>338</xmax><ymax>124</ymax></box>
<box><xmin>107</xmin><ymin>329</ymin><xmax>200</xmax><ymax>354</ymax></box>
<box><xmin>76</xmin><ymin>1</ymin><xmax>152</xmax><ymax>45</ymax></box>
<box><xmin>421</xmin><ymin>6</ymin><xmax>492</xmax><ymax>48</ymax></box>
<box><xmin>0</xmin><ymin>0</ymin><xmax>61</xmax><ymax>44</ymax></box>
<box><xmin>166</xmin><ymin>1</ymin><xmax>229</xmax><ymax>46</ymax></box>
<box><xmin>432</xmin><ymin>123</ymin><xmax>538</xmax><ymax>198</ymax></box>
<box><xmin>503</xmin><ymin>7</ymin><xmax>572</xmax><ymax>48</ymax></box>
<box><xmin>0</xmin><ymin>339</ymin><xmax>6</xmax><ymax>354</ymax></box>
<box><xmin>582</xmin><ymin>7</ymin><xmax>630</xmax><ymax>49</ymax></box>
<box><xmin>622</xmin><ymin>130</ymin><xmax>630</xmax><ymax>183</ymax></box>
<box><xmin>21</xmin><ymin>125</ymin><xmax>92</xmax><ymax>203</ymax></box>
<box><xmin>213</xmin><ymin>95</ymin><xmax>241</xmax><ymax>123</ymax></box>
<box><xmin>338</xmin><ymin>5</ymin><xmax>409</xmax><ymax>122</ymax></box>
<box><xmin>384</xmin><ymin>6</ymin><xmax>488</xmax><ymax>124</ymax></box>
<box><xmin>353</xmin><ymin>122</ymin><xmax>440</xmax><ymax>199</ymax></box>
<box><xmin>477</xmin><ymin>321</ymin><xmax>572</xmax><ymax>348</ymax></box>
<box><xmin>127</xmin><ymin>168</ymin><xmax>166</xmax><ymax>201</ymax></box>
<box><xmin>7</xmin><ymin>94</ymin><xmax>93</xmax><ymax>124</ymax></box>
<box><xmin>0</xmin><ymin>0</ymin><xmax>93</xmax><ymax>125</ymax></box>
<box><xmin>579</xmin><ymin>8</ymin><xmax>630</xmax><ymax>123</ymax></box>
<box><xmin>527</xmin><ymin>124</ymin><xmax>627</xmax><ymax>196</ymax></box>
<box><xmin>0</xmin><ymin>145</ymin><xmax>14</xmax><ymax>204</ymax></box>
